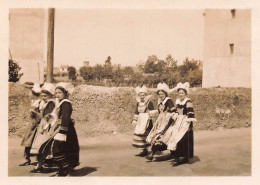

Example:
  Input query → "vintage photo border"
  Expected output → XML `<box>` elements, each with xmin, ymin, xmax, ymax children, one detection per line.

<box><xmin>1</xmin><ymin>0</ymin><xmax>260</xmax><ymax>184</ymax></box>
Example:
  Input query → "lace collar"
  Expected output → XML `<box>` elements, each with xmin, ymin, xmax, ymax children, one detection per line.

<box><xmin>57</xmin><ymin>99</ymin><xmax>71</xmax><ymax>108</ymax></box>
<box><xmin>157</xmin><ymin>97</ymin><xmax>171</xmax><ymax>105</ymax></box>
<box><xmin>175</xmin><ymin>98</ymin><xmax>190</xmax><ymax>105</ymax></box>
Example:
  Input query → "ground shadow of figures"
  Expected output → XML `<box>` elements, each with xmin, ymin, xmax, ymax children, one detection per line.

<box><xmin>170</xmin><ymin>156</ymin><xmax>201</xmax><ymax>166</ymax></box>
<box><xmin>69</xmin><ymin>166</ymin><xmax>98</xmax><ymax>176</ymax></box>
<box><xmin>148</xmin><ymin>154</ymin><xmax>201</xmax><ymax>165</ymax></box>
<box><xmin>44</xmin><ymin>166</ymin><xmax>98</xmax><ymax>176</ymax></box>
<box><xmin>189</xmin><ymin>156</ymin><xmax>200</xmax><ymax>164</ymax></box>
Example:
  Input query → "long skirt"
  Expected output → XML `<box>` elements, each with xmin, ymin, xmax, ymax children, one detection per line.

<box><xmin>30</xmin><ymin>114</ymin><xmax>60</xmax><ymax>155</ymax></box>
<box><xmin>132</xmin><ymin>113</ymin><xmax>152</xmax><ymax>149</ymax></box>
<box><xmin>43</xmin><ymin>124</ymin><xmax>80</xmax><ymax>169</ymax></box>
<box><xmin>161</xmin><ymin>115</ymin><xmax>191</xmax><ymax>151</ymax></box>
<box><xmin>174</xmin><ymin>123</ymin><xmax>194</xmax><ymax>161</ymax></box>
<box><xmin>21</xmin><ymin>117</ymin><xmax>40</xmax><ymax>147</ymax></box>
<box><xmin>146</xmin><ymin>112</ymin><xmax>172</xmax><ymax>145</ymax></box>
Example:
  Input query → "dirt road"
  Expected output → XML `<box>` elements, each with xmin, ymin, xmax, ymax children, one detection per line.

<box><xmin>8</xmin><ymin>128</ymin><xmax>251</xmax><ymax>176</ymax></box>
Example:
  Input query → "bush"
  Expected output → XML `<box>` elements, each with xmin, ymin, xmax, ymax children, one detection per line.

<box><xmin>9</xmin><ymin>59</ymin><xmax>21</xmax><ymax>82</ymax></box>
<box><xmin>68</xmin><ymin>66</ymin><xmax>77</xmax><ymax>81</ymax></box>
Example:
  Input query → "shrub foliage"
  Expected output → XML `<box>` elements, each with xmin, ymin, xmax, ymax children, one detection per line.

<box><xmin>79</xmin><ymin>55</ymin><xmax>203</xmax><ymax>87</ymax></box>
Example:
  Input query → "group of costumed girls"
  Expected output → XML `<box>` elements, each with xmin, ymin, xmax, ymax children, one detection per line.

<box><xmin>131</xmin><ymin>82</ymin><xmax>196</xmax><ymax>166</ymax></box>
<box><xmin>20</xmin><ymin>82</ymin><xmax>80</xmax><ymax>176</ymax></box>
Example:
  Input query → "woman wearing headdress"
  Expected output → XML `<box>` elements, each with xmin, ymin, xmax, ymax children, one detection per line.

<box><xmin>29</xmin><ymin>83</ymin><xmax>56</xmax><ymax>172</ymax></box>
<box><xmin>145</xmin><ymin>82</ymin><xmax>178</xmax><ymax>161</ymax></box>
<box><xmin>166</xmin><ymin>82</ymin><xmax>196</xmax><ymax>166</ymax></box>
<box><xmin>20</xmin><ymin>83</ymin><xmax>44</xmax><ymax>166</ymax></box>
<box><xmin>45</xmin><ymin>82</ymin><xmax>79</xmax><ymax>176</ymax></box>
<box><xmin>131</xmin><ymin>85</ymin><xmax>154</xmax><ymax>157</ymax></box>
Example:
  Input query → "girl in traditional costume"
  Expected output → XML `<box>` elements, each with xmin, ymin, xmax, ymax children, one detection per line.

<box><xmin>132</xmin><ymin>85</ymin><xmax>154</xmax><ymax>157</ymax></box>
<box><xmin>165</xmin><ymin>82</ymin><xmax>196</xmax><ymax>166</ymax></box>
<box><xmin>29</xmin><ymin>83</ymin><xmax>56</xmax><ymax>172</ymax></box>
<box><xmin>146</xmin><ymin>83</ymin><xmax>178</xmax><ymax>161</ymax></box>
<box><xmin>20</xmin><ymin>83</ymin><xmax>43</xmax><ymax>166</ymax></box>
<box><xmin>45</xmin><ymin>82</ymin><xmax>80</xmax><ymax>176</ymax></box>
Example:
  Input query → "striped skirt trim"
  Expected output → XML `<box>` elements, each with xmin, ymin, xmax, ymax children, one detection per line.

<box><xmin>132</xmin><ymin>143</ymin><xmax>150</xmax><ymax>149</ymax></box>
<box><xmin>52</xmin><ymin>153</ymin><xmax>69</xmax><ymax>169</ymax></box>
<box><xmin>132</xmin><ymin>134</ymin><xmax>150</xmax><ymax>149</ymax></box>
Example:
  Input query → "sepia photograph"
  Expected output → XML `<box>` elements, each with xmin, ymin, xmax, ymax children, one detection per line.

<box><xmin>1</xmin><ymin>1</ymin><xmax>259</xmax><ymax>184</ymax></box>
<box><xmin>7</xmin><ymin>7</ymin><xmax>252</xmax><ymax>177</ymax></box>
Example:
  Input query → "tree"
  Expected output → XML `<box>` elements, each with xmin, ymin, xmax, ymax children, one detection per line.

<box><xmin>112</xmin><ymin>65</ymin><xmax>124</xmax><ymax>85</ymax></box>
<box><xmin>103</xmin><ymin>56</ymin><xmax>113</xmax><ymax>79</ymax></box>
<box><xmin>105</xmin><ymin>56</ymin><xmax>112</xmax><ymax>66</ymax></box>
<box><xmin>155</xmin><ymin>60</ymin><xmax>167</xmax><ymax>75</ymax></box>
<box><xmin>123</xmin><ymin>66</ymin><xmax>134</xmax><ymax>77</ymax></box>
<box><xmin>79</xmin><ymin>66</ymin><xmax>94</xmax><ymax>81</ymax></box>
<box><xmin>165</xmin><ymin>54</ymin><xmax>177</xmax><ymax>72</ymax></box>
<box><xmin>93</xmin><ymin>64</ymin><xmax>104</xmax><ymax>82</ymax></box>
<box><xmin>176</xmin><ymin>58</ymin><xmax>203</xmax><ymax>86</ymax></box>
<box><xmin>188</xmin><ymin>69</ymin><xmax>202</xmax><ymax>87</ymax></box>
<box><xmin>143</xmin><ymin>55</ymin><xmax>159</xmax><ymax>73</ymax></box>
<box><xmin>68</xmin><ymin>66</ymin><xmax>77</xmax><ymax>81</ymax></box>
<box><xmin>9</xmin><ymin>59</ymin><xmax>21</xmax><ymax>82</ymax></box>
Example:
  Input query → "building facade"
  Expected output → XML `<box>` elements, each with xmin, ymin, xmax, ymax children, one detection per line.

<box><xmin>202</xmin><ymin>9</ymin><xmax>251</xmax><ymax>87</ymax></box>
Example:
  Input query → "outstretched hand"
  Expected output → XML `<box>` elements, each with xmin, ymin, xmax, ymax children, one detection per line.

<box><xmin>132</xmin><ymin>120</ymin><xmax>137</xmax><ymax>126</ymax></box>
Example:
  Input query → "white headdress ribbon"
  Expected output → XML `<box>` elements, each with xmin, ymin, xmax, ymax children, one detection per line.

<box><xmin>135</xmin><ymin>85</ymin><xmax>148</xmax><ymax>95</ymax></box>
<box><xmin>156</xmin><ymin>82</ymin><xmax>170</xmax><ymax>94</ymax></box>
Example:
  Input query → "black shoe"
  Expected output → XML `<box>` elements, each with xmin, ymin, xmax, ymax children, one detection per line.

<box><xmin>57</xmin><ymin>168</ymin><xmax>70</xmax><ymax>177</ymax></box>
<box><xmin>172</xmin><ymin>157</ymin><xmax>188</xmax><ymax>166</ymax></box>
<box><xmin>19</xmin><ymin>160</ymin><xmax>31</xmax><ymax>166</ymax></box>
<box><xmin>30</xmin><ymin>167</ymin><xmax>43</xmax><ymax>173</ymax></box>
<box><xmin>146</xmin><ymin>154</ymin><xmax>154</xmax><ymax>161</ymax></box>
<box><xmin>136</xmin><ymin>149</ymin><xmax>148</xmax><ymax>157</ymax></box>
<box><xmin>50</xmin><ymin>171</ymin><xmax>68</xmax><ymax>177</ymax></box>
<box><xmin>158</xmin><ymin>154</ymin><xmax>175</xmax><ymax>161</ymax></box>
<box><xmin>57</xmin><ymin>171</ymin><xmax>69</xmax><ymax>177</ymax></box>
<box><xmin>50</xmin><ymin>172</ymin><xmax>59</xmax><ymax>177</ymax></box>
<box><xmin>70</xmin><ymin>162</ymin><xmax>80</xmax><ymax>169</ymax></box>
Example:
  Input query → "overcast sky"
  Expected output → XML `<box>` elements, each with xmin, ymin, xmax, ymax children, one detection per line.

<box><xmin>52</xmin><ymin>9</ymin><xmax>205</xmax><ymax>69</ymax></box>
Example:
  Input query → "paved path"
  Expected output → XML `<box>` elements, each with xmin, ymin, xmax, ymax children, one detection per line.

<box><xmin>8</xmin><ymin>128</ymin><xmax>251</xmax><ymax>176</ymax></box>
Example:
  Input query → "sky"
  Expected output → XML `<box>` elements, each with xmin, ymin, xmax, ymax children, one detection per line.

<box><xmin>52</xmin><ymin>9</ymin><xmax>205</xmax><ymax>69</ymax></box>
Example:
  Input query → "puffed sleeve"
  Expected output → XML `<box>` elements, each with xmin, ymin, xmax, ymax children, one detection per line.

<box><xmin>147</xmin><ymin>101</ymin><xmax>154</xmax><ymax>111</ymax></box>
<box><xmin>59</xmin><ymin>102</ymin><xmax>72</xmax><ymax>134</ymax></box>
<box><xmin>43</xmin><ymin>101</ymin><xmax>55</xmax><ymax>117</ymax></box>
<box><xmin>186</xmin><ymin>101</ymin><xmax>197</xmax><ymax>122</ymax></box>
<box><xmin>166</xmin><ymin>99</ymin><xmax>177</xmax><ymax>113</ymax></box>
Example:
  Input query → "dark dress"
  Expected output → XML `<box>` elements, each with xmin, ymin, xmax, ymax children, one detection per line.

<box><xmin>44</xmin><ymin>99</ymin><xmax>80</xmax><ymax>171</ymax></box>
<box><xmin>174</xmin><ymin>98</ymin><xmax>195</xmax><ymax>162</ymax></box>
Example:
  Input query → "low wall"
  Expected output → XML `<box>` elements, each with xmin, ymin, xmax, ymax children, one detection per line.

<box><xmin>8</xmin><ymin>83</ymin><xmax>251</xmax><ymax>137</ymax></box>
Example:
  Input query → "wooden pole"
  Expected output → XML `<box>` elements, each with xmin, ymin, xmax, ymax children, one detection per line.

<box><xmin>46</xmin><ymin>8</ymin><xmax>55</xmax><ymax>83</ymax></box>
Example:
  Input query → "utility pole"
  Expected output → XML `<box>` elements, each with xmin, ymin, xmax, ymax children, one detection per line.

<box><xmin>46</xmin><ymin>8</ymin><xmax>55</xmax><ymax>83</ymax></box>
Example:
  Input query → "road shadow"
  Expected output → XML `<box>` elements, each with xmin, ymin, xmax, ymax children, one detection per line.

<box><xmin>189</xmin><ymin>156</ymin><xmax>200</xmax><ymax>164</ymax></box>
<box><xmin>70</xmin><ymin>166</ymin><xmax>98</xmax><ymax>176</ymax></box>
<box><xmin>146</xmin><ymin>155</ymin><xmax>201</xmax><ymax>165</ymax></box>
